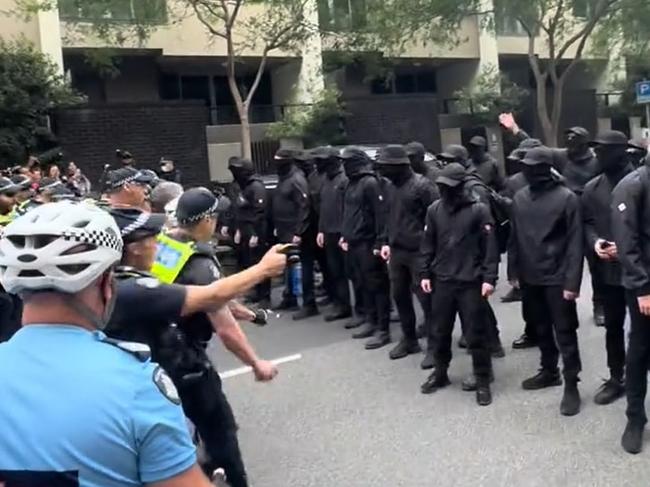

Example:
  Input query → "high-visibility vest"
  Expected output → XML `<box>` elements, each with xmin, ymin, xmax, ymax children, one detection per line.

<box><xmin>0</xmin><ymin>211</ymin><xmax>14</xmax><ymax>226</ymax></box>
<box><xmin>150</xmin><ymin>233</ymin><xmax>198</xmax><ymax>284</ymax></box>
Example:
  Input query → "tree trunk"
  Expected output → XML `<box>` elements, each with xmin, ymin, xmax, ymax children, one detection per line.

<box><xmin>239</xmin><ymin>105</ymin><xmax>252</xmax><ymax>160</ymax></box>
<box><xmin>535</xmin><ymin>76</ymin><xmax>557</xmax><ymax>147</ymax></box>
<box><xmin>550</xmin><ymin>78</ymin><xmax>564</xmax><ymax>148</ymax></box>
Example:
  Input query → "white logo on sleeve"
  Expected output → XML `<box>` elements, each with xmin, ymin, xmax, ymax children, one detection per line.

<box><xmin>618</xmin><ymin>203</ymin><xmax>627</xmax><ymax>212</ymax></box>
<box><xmin>153</xmin><ymin>366</ymin><xmax>181</xmax><ymax>404</ymax></box>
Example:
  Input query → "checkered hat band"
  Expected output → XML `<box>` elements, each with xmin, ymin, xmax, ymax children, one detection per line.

<box><xmin>120</xmin><ymin>212</ymin><xmax>150</xmax><ymax>237</ymax></box>
<box><xmin>61</xmin><ymin>229</ymin><xmax>123</xmax><ymax>253</ymax></box>
<box><xmin>178</xmin><ymin>199</ymin><xmax>219</xmax><ymax>224</ymax></box>
<box><xmin>110</xmin><ymin>174</ymin><xmax>140</xmax><ymax>189</ymax></box>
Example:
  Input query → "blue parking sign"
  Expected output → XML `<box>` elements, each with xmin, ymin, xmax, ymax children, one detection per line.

<box><xmin>636</xmin><ymin>81</ymin><xmax>650</xmax><ymax>104</ymax></box>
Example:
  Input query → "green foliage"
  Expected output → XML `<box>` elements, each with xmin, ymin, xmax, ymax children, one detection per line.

<box><xmin>453</xmin><ymin>65</ymin><xmax>528</xmax><ymax>122</ymax></box>
<box><xmin>266</xmin><ymin>88</ymin><xmax>347</xmax><ymax>146</ymax></box>
<box><xmin>0</xmin><ymin>39</ymin><xmax>84</xmax><ymax>165</ymax></box>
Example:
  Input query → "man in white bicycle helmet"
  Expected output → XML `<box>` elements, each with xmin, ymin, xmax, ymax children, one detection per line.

<box><xmin>0</xmin><ymin>201</ymin><xmax>215</xmax><ymax>487</ymax></box>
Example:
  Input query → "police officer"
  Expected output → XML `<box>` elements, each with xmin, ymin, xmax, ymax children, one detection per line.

<box><xmin>376</xmin><ymin>145</ymin><xmax>438</xmax><ymax>365</ymax></box>
<box><xmin>419</xmin><ymin>163</ymin><xmax>498</xmax><ymax>405</ymax></box>
<box><xmin>611</xmin><ymin>152</ymin><xmax>650</xmax><ymax>454</ymax></box>
<box><xmin>315</xmin><ymin>148</ymin><xmax>353</xmax><ymax>322</ymax></box>
<box><xmin>9</xmin><ymin>174</ymin><xmax>32</xmax><ymax>205</ymax></box>
<box><xmin>271</xmin><ymin>149</ymin><xmax>314</xmax><ymax>318</ymax></box>
<box><xmin>106</xmin><ymin>166</ymin><xmax>152</xmax><ymax>210</ymax></box>
<box><xmin>0</xmin><ymin>177</ymin><xmax>17</xmax><ymax>227</ymax></box>
<box><xmin>406</xmin><ymin>141</ymin><xmax>440</xmax><ymax>184</ymax></box>
<box><xmin>0</xmin><ymin>202</ymin><xmax>213</xmax><ymax>486</ymax></box>
<box><xmin>340</xmin><ymin>146</ymin><xmax>392</xmax><ymax>349</ymax></box>
<box><xmin>508</xmin><ymin>146</ymin><xmax>584</xmax><ymax>417</ymax></box>
<box><xmin>467</xmin><ymin>135</ymin><xmax>505</xmax><ymax>191</ymax></box>
<box><xmin>13</xmin><ymin>177</ymin><xmax>75</xmax><ymax>217</ymax></box>
<box><xmin>229</xmin><ymin>157</ymin><xmax>271</xmax><ymax>307</ymax></box>
<box><xmin>582</xmin><ymin>130</ymin><xmax>633</xmax><ymax>406</ymax></box>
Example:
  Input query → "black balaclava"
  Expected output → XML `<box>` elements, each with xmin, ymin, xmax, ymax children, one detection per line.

<box><xmin>378</xmin><ymin>165</ymin><xmax>412</xmax><ymax>185</ymax></box>
<box><xmin>565</xmin><ymin>130</ymin><xmax>589</xmax><ymax>159</ymax></box>
<box><xmin>469</xmin><ymin>145</ymin><xmax>486</xmax><ymax>164</ymax></box>
<box><xmin>325</xmin><ymin>158</ymin><xmax>342</xmax><ymax>179</ymax></box>
<box><xmin>523</xmin><ymin>164</ymin><xmax>554</xmax><ymax>191</ymax></box>
<box><xmin>595</xmin><ymin>144</ymin><xmax>628</xmax><ymax>177</ymax></box>
<box><xmin>276</xmin><ymin>160</ymin><xmax>294</xmax><ymax>178</ymax></box>
<box><xmin>297</xmin><ymin>159</ymin><xmax>315</xmax><ymax>176</ymax></box>
<box><xmin>438</xmin><ymin>183</ymin><xmax>465</xmax><ymax>209</ymax></box>
<box><xmin>230</xmin><ymin>167</ymin><xmax>253</xmax><ymax>187</ymax></box>
<box><xmin>408</xmin><ymin>154</ymin><xmax>427</xmax><ymax>175</ymax></box>
<box><xmin>344</xmin><ymin>158</ymin><xmax>369</xmax><ymax>179</ymax></box>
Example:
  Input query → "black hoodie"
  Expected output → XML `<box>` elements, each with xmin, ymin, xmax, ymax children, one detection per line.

<box><xmin>341</xmin><ymin>169</ymin><xmax>385</xmax><ymax>247</ymax></box>
<box><xmin>233</xmin><ymin>174</ymin><xmax>268</xmax><ymax>239</ymax></box>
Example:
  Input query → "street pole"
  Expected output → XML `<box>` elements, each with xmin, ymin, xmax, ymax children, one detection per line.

<box><xmin>646</xmin><ymin>103</ymin><xmax>650</xmax><ymax>139</ymax></box>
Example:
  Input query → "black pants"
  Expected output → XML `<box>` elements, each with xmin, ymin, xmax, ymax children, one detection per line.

<box><xmin>521</xmin><ymin>288</ymin><xmax>539</xmax><ymax>340</ymax></box>
<box><xmin>522</xmin><ymin>284</ymin><xmax>582</xmax><ymax>379</ymax></box>
<box><xmin>586</xmin><ymin>252</ymin><xmax>606</xmax><ymax>306</ymax></box>
<box><xmin>432</xmin><ymin>280</ymin><xmax>492</xmax><ymax>381</ymax></box>
<box><xmin>178</xmin><ymin>366</ymin><xmax>248</xmax><ymax>487</ymax></box>
<box><xmin>346</xmin><ymin>251</ymin><xmax>365</xmax><ymax>317</ymax></box>
<box><xmin>389</xmin><ymin>248</ymin><xmax>432</xmax><ymax>343</ymax></box>
<box><xmin>601</xmin><ymin>284</ymin><xmax>626</xmax><ymax>378</ymax></box>
<box><xmin>237</xmin><ymin>239</ymin><xmax>270</xmax><ymax>302</ymax></box>
<box><xmin>315</xmin><ymin>238</ymin><xmax>334</xmax><ymax>299</ymax></box>
<box><xmin>625</xmin><ymin>291</ymin><xmax>650</xmax><ymax>425</ymax></box>
<box><xmin>348</xmin><ymin>242</ymin><xmax>390</xmax><ymax>332</ymax></box>
<box><xmin>324</xmin><ymin>233</ymin><xmax>351</xmax><ymax>310</ymax></box>
<box><xmin>484</xmin><ymin>300</ymin><xmax>501</xmax><ymax>346</ymax></box>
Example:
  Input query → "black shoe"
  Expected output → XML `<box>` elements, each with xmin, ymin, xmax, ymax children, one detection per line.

<box><xmin>462</xmin><ymin>371</ymin><xmax>495</xmax><ymax>391</ymax></box>
<box><xmin>352</xmin><ymin>323</ymin><xmax>375</xmax><ymax>339</ymax></box>
<box><xmin>522</xmin><ymin>369</ymin><xmax>562</xmax><ymax>390</ymax></box>
<box><xmin>594</xmin><ymin>377</ymin><xmax>625</xmax><ymax>405</ymax></box>
<box><xmin>292</xmin><ymin>305</ymin><xmax>319</xmax><ymax>321</ymax></box>
<box><xmin>416</xmin><ymin>323</ymin><xmax>426</xmax><ymax>339</ymax></box>
<box><xmin>324</xmin><ymin>307</ymin><xmax>352</xmax><ymax>323</ymax></box>
<box><xmin>593</xmin><ymin>303</ymin><xmax>606</xmax><ymax>327</ymax></box>
<box><xmin>390</xmin><ymin>311</ymin><xmax>400</xmax><ymax>323</ymax></box>
<box><xmin>316</xmin><ymin>296</ymin><xmax>332</xmax><ymax>307</ymax></box>
<box><xmin>273</xmin><ymin>299</ymin><xmax>299</xmax><ymax>311</ymax></box>
<box><xmin>421</xmin><ymin>370</ymin><xmax>451</xmax><ymax>394</ymax></box>
<box><xmin>344</xmin><ymin>316</ymin><xmax>365</xmax><ymax>329</ymax></box>
<box><xmin>389</xmin><ymin>339</ymin><xmax>422</xmax><ymax>360</ymax></box>
<box><xmin>420</xmin><ymin>349</ymin><xmax>435</xmax><ymax>370</ymax></box>
<box><xmin>560</xmin><ymin>380</ymin><xmax>581</xmax><ymax>416</ymax></box>
<box><xmin>622</xmin><ymin>422</ymin><xmax>645</xmax><ymax>454</ymax></box>
<box><xmin>501</xmin><ymin>287</ymin><xmax>522</xmax><ymax>303</ymax></box>
<box><xmin>490</xmin><ymin>341</ymin><xmax>506</xmax><ymax>359</ymax></box>
<box><xmin>512</xmin><ymin>333</ymin><xmax>537</xmax><ymax>350</ymax></box>
<box><xmin>476</xmin><ymin>385</ymin><xmax>492</xmax><ymax>406</ymax></box>
<box><xmin>458</xmin><ymin>335</ymin><xmax>467</xmax><ymax>349</ymax></box>
<box><xmin>365</xmin><ymin>331</ymin><xmax>390</xmax><ymax>350</ymax></box>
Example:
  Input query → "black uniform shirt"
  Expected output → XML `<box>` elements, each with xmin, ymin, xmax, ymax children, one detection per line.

<box><xmin>341</xmin><ymin>170</ymin><xmax>385</xmax><ymax>247</ymax></box>
<box><xmin>234</xmin><ymin>176</ymin><xmax>268</xmax><ymax>239</ymax></box>
<box><xmin>272</xmin><ymin>166</ymin><xmax>311</xmax><ymax>242</ymax></box>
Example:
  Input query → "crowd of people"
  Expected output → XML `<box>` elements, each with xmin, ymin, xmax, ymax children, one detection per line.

<box><xmin>1</xmin><ymin>111</ymin><xmax>650</xmax><ymax>486</ymax></box>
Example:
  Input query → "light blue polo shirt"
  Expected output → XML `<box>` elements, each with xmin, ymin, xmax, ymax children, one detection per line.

<box><xmin>0</xmin><ymin>325</ymin><xmax>196</xmax><ymax>487</ymax></box>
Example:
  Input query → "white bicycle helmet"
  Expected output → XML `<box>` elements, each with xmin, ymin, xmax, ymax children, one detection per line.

<box><xmin>0</xmin><ymin>201</ymin><xmax>123</xmax><ymax>294</ymax></box>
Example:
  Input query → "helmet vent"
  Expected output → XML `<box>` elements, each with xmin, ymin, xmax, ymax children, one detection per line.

<box><xmin>72</xmin><ymin>220</ymin><xmax>91</xmax><ymax>229</ymax></box>
<box><xmin>18</xmin><ymin>269</ymin><xmax>44</xmax><ymax>278</ymax></box>
<box><xmin>7</xmin><ymin>236</ymin><xmax>25</xmax><ymax>249</ymax></box>
<box><xmin>17</xmin><ymin>254</ymin><xmax>37</xmax><ymax>263</ymax></box>
<box><xmin>58</xmin><ymin>264</ymin><xmax>90</xmax><ymax>275</ymax></box>
<box><xmin>33</xmin><ymin>235</ymin><xmax>58</xmax><ymax>249</ymax></box>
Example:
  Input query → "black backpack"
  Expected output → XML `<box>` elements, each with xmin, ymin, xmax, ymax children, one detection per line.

<box><xmin>465</xmin><ymin>178</ymin><xmax>512</xmax><ymax>254</ymax></box>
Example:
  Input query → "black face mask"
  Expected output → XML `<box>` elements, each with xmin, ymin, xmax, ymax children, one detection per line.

<box><xmin>315</xmin><ymin>160</ymin><xmax>329</xmax><ymax>174</ymax></box>
<box><xmin>438</xmin><ymin>184</ymin><xmax>464</xmax><ymax>207</ymax></box>
<box><xmin>409</xmin><ymin>156</ymin><xmax>427</xmax><ymax>175</ymax></box>
<box><xmin>379</xmin><ymin>165</ymin><xmax>411</xmax><ymax>184</ymax></box>
<box><xmin>298</xmin><ymin>160</ymin><xmax>315</xmax><ymax>175</ymax></box>
<box><xmin>230</xmin><ymin>168</ymin><xmax>252</xmax><ymax>185</ymax></box>
<box><xmin>469</xmin><ymin>147</ymin><xmax>485</xmax><ymax>163</ymax></box>
<box><xmin>276</xmin><ymin>162</ymin><xmax>293</xmax><ymax>177</ymax></box>
<box><xmin>596</xmin><ymin>146</ymin><xmax>627</xmax><ymax>174</ymax></box>
<box><xmin>565</xmin><ymin>134</ymin><xmax>587</xmax><ymax>157</ymax></box>
<box><xmin>523</xmin><ymin>164</ymin><xmax>554</xmax><ymax>191</ymax></box>
<box><xmin>344</xmin><ymin>159</ymin><xmax>369</xmax><ymax>179</ymax></box>
<box><xmin>325</xmin><ymin>162</ymin><xmax>341</xmax><ymax>179</ymax></box>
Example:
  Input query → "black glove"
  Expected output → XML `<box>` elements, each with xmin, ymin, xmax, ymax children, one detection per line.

<box><xmin>252</xmin><ymin>308</ymin><xmax>269</xmax><ymax>326</ymax></box>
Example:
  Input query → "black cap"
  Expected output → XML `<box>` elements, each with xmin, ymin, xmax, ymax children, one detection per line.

<box><xmin>518</xmin><ymin>138</ymin><xmax>543</xmax><ymax>150</ymax></box>
<box><xmin>565</xmin><ymin>127</ymin><xmax>590</xmax><ymax>139</ymax></box>
<box><xmin>106</xmin><ymin>167</ymin><xmax>145</xmax><ymax>191</ymax></box>
<box><xmin>436</xmin><ymin>163</ymin><xmax>466</xmax><ymax>187</ymax></box>
<box><xmin>340</xmin><ymin>146</ymin><xmax>370</xmax><ymax>161</ymax></box>
<box><xmin>439</xmin><ymin>145</ymin><xmax>469</xmax><ymax>162</ymax></box>
<box><xmin>294</xmin><ymin>150</ymin><xmax>313</xmax><ymax>162</ymax></box>
<box><xmin>0</xmin><ymin>177</ymin><xmax>17</xmax><ymax>195</ymax></box>
<box><xmin>176</xmin><ymin>187</ymin><xmax>223</xmax><ymax>224</ymax></box>
<box><xmin>37</xmin><ymin>177</ymin><xmax>69</xmax><ymax>195</ymax></box>
<box><xmin>110</xmin><ymin>207</ymin><xmax>166</xmax><ymax>244</ymax></box>
<box><xmin>274</xmin><ymin>148</ymin><xmax>296</xmax><ymax>162</ymax></box>
<box><xmin>10</xmin><ymin>174</ymin><xmax>31</xmax><ymax>190</ymax></box>
<box><xmin>590</xmin><ymin>130</ymin><xmax>629</xmax><ymax>147</ymax></box>
<box><xmin>522</xmin><ymin>146</ymin><xmax>554</xmax><ymax>166</ymax></box>
<box><xmin>311</xmin><ymin>146</ymin><xmax>340</xmax><ymax>160</ymax></box>
<box><xmin>377</xmin><ymin>145</ymin><xmax>410</xmax><ymax>165</ymax></box>
<box><xmin>468</xmin><ymin>136</ymin><xmax>487</xmax><ymax>148</ymax></box>
<box><xmin>405</xmin><ymin>142</ymin><xmax>425</xmax><ymax>157</ymax></box>
<box><xmin>228</xmin><ymin>157</ymin><xmax>254</xmax><ymax>171</ymax></box>
<box><xmin>117</xmin><ymin>149</ymin><xmax>134</xmax><ymax>160</ymax></box>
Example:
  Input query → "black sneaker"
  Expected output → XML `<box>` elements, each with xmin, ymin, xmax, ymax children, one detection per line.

<box><xmin>365</xmin><ymin>331</ymin><xmax>390</xmax><ymax>350</ymax></box>
<box><xmin>344</xmin><ymin>316</ymin><xmax>366</xmax><ymax>330</ymax></box>
<box><xmin>292</xmin><ymin>305</ymin><xmax>319</xmax><ymax>321</ymax></box>
<box><xmin>512</xmin><ymin>333</ymin><xmax>537</xmax><ymax>350</ymax></box>
<box><xmin>594</xmin><ymin>378</ymin><xmax>625</xmax><ymax>405</ymax></box>
<box><xmin>522</xmin><ymin>369</ymin><xmax>562</xmax><ymax>390</ymax></box>
<box><xmin>501</xmin><ymin>287</ymin><xmax>522</xmax><ymax>303</ymax></box>
<box><xmin>420</xmin><ymin>349</ymin><xmax>435</xmax><ymax>370</ymax></box>
<box><xmin>560</xmin><ymin>380</ymin><xmax>581</xmax><ymax>416</ymax></box>
<box><xmin>324</xmin><ymin>307</ymin><xmax>352</xmax><ymax>323</ymax></box>
<box><xmin>491</xmin><ymin>341</ymin><xmax>506</xmax><ymax>359</ymax></box>
<box><xmin>352</xmin><ymin>323</ymin><xmax>375</xmax><ymax>339</ymax></box>
<box><xmin>389</xmin><ymin>339</ymin><xmax>421</xmax><ymax>360</ymax></box>
<box><xmin>622</xmin><ymin>422</ymin><xmax>645</xmax><ymax>454</ymax></box>
<box><xmin>462</xmin><ymin>371</ymin><xmax>495</xmax><ymax>392</ymax></box>
<box><xmin>421</xmin><ymin>370</ymin><xmax>451</xmax><ymax>394</ymax></box>
<box><xmin>476</xmin><ymin>385</ymin><xmax>492</xmax><ymax>406</ymax></box>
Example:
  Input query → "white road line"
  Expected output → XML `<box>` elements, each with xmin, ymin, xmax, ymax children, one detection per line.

<box><xmin>219</xmin><ymin>353</ymin><xmax>303</xmax><ymax>379</ymax></box>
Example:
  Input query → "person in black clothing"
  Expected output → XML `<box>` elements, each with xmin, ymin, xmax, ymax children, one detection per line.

<box><xmin>271</xmin><ymin>149</ymin><xmax>315</xmax><ymax>319</ymax></box>
<box><xmin>508</xmin><ymin>146</ymin><xmax>584</xmax><ymax>417</ymax></box>
<box><xmin>467</xmin><ymin>135</ymin><xmax>505</xmax><ymax>191</ymax></box>
<box><xmin>375</xmin><ymin>145</ymin><xmax>438</xmax><ymax>366</ymax></box>
<box><xmin>611</xmin><ymin>156</ymin><xmax>650</xmax><ymax>454</ymax></box>
<box><xmin>582</xmin><ymin>130</ymin><xmax>633</xmax><ymax>407</ymax></box>
<box><xmin>158</xmin><ymin>157</ymin><xmax>183</xmax><ymax>184</ymax></box>
<box><xmin>315</xmin><ymin>148</ymin><xmax>353</xmax><ymax>322</ymax></box>
<box><xmin>419</xmin><ymin>163</ymin><xmax>498</xmax><ymax>406</ymax></box>
<box><xmin>340</xmin><ymin>146</ymin><xmax>392</xmax><ymax>349</ymax></box>
<box><xmin>627</xmin><ymin>139</ymin><xmax>647</xmax><ymax>168</ymax></box>
<box><xmin>406</xmin><ymin>141</ymin><xmax>440</xmax><ymax>184</ymax></box>
<box><xmin>229</xmin><ymin>157</ymin><xmax>271</xmax><ymax>307</ymax></box>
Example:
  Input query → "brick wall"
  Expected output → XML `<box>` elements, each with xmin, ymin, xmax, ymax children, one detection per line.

<box><xmin>53</xmin><ymin>102</ymin><xmax>210</xmax><ymax>187</ymax></box>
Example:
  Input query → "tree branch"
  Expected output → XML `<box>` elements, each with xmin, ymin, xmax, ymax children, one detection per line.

<box><xmin>244</xmin><ymin>49</ymin><xmax>269</xmax><ymax>107</ymax></box>
<box><xmin>228</xmin><ymin>0</ymin><xmax>243</xmax><ymax>29</ymax></box>
<box><xmin>190</xmin><ymin>1</ymin><xmax>227</xmax><ymax>38</ymax></box>
<box><xmin>556</xmin><ymin>0</ymin><xmax>617</xmax><ymax>60</ymax></box>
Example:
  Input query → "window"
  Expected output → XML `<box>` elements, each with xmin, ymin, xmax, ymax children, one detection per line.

<box><xmin>59</xmin><ymin>0</ymin><xmax>167</xmax><ymax>24</ymax></box>
<box><xmin>317</xmin><ymin>0</ymin><xmax>367</xmax><ymax>31</ymax></box>
<box><xmin>181</xmin><ymin>76</ymin><xmax>210</xmax><ymax>102</ymax></box>
<box><xmin>494</xmin><ymin>0</ymin><xmax>538</xmax><ymax>36</ymax></box>
<box><xmin>370</xmin><ymin>70</ymin><xmax>437</xmax><ymax>95</ymax></box>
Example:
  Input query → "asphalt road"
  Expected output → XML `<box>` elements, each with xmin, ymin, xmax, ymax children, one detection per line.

<box><xmin>206</xmin><ymin>272</ymin><xmax>648</xmax><ymax>487</ymax></box>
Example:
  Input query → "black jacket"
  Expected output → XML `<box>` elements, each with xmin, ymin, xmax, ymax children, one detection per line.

<box><xmin>581</xmin><ymin>164</ymin><xmax>633</xmax><ymax>286</ymax></box>
<box><xmin>272</xmin><ymin>166</ymin><xmax>311</xmax><ymax>242</ymax></box>
<box><xmin>382</xmin><ymin>172</ymin><xmax>439</xmax><ymax>252</ymax></box>
<box><xmin>342</xmin><ymin>170</ymin><xmax>385</xmax><ymax>247</ymax></box>
<box><xmin>307</xmin><ymin>170</ymin><xmax>325</xmax><ymax>215</ymax></box>
<box><xmin>501</xmin><ymin>172</ymin><xmax>528</xmax><ymax>199</ymax></box>
<box><xmin>234</xmin><ymin>175</ymin><xmax>268</xmax><ymax>240</ymax></box>
<box><xmin>611</xmin><ymin>166</ymin><xmax>650</xmax><ymax>295</ymax></box>
<box><xmin>508</xmin><ymin>182</ymin><xmax>583</xmax><ymax>291</ymax></box>
<box><xmin>420</xmin><ymin>195</ymin><xmax>498</xmax><ymax>285</ymax></box>
<box><xmin>471</xmin><ymin>153</ymin><xmax>504</xmax><ymax>192</ymax></box>
<box><xmin>319</xmin><ymin>168</ymin><xmax>347</xmax><ymax>234</ymax></box>
<box><xmin>554</xmin><ymin>148</ymin><xmax>600</xmax><ymax>195</ymax></box>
